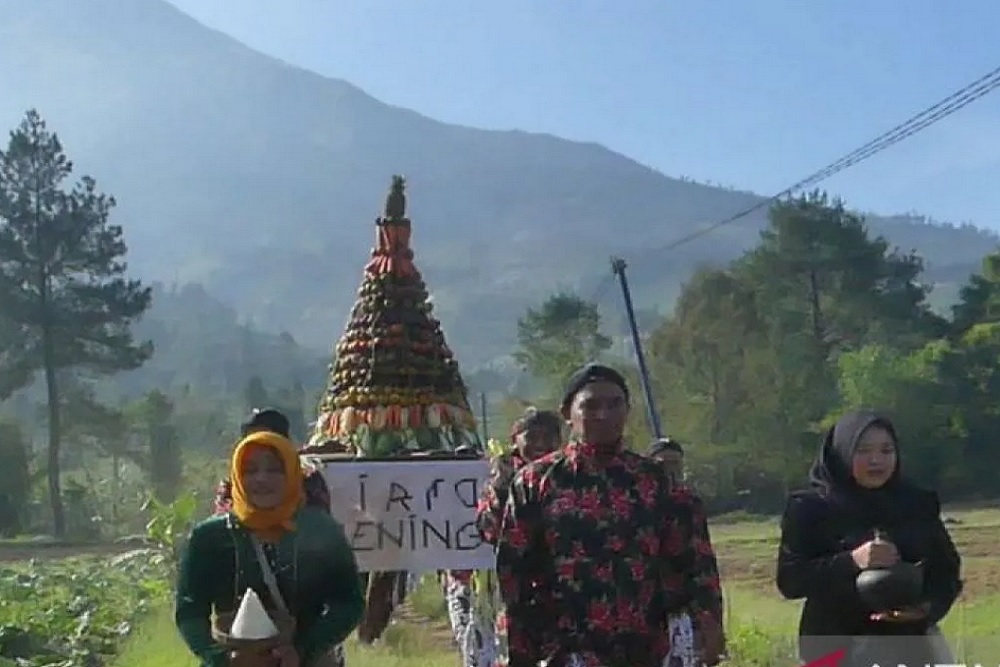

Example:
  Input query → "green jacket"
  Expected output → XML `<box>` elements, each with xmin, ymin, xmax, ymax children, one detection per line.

<box><xmin>174</xmin><ymin>507</ymin><xmax>364</xmax><ymax>667</ymax></box>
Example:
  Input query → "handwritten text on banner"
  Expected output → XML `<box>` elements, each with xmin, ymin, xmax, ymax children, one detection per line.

<box><xmin>316</xmin><ymin>459</ymin><xmax>495</xmax><ymax>573</ymax></box>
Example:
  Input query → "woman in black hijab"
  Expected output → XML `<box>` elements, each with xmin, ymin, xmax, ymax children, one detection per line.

<box><xmin>776</xmin><ymin>410</ymin><xmax>962</xmax><ymax>665</ymax></box>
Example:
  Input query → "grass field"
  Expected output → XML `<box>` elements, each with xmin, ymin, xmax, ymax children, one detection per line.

<box><xmin>112</xmin><ymin>506</ymin><xmax>1000</xmax><ymax>666</ymax></box>
<box><xmin>8</xmin><ymin>506</ymin><xmax>997</xmax><ymax>667</ymax></box>
<box><xmin>706</xmin><ymin>506</ymin><xmax>1000</xmax><ymax>663</ymax></box>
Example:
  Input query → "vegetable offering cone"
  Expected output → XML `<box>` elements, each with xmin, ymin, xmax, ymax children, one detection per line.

<box><xmin>311</xmin><ymin>175</ymin><xmax>482</xmax><ymax>458</ymax></box>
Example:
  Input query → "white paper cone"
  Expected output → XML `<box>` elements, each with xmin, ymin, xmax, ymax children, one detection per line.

<box><xmin>230</xmin><ymin>587</ymin><xmax>279</xmax><ymax>640</ymax></box>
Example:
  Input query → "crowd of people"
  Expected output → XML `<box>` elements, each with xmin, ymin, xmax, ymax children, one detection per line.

<box><xmin>172</xmin><ymin>362</ymin><xmax>964</xmax><ymax>667</ymax></box>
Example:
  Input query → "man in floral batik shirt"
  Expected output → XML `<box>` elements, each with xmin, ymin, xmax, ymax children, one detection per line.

<box><xmin>647</xmin><ymin>438</ymin><xmax>725</xmax><ymax>667</ymax></box>
<box><xmin>474</xmin><ymin>407</ymin><xmax>564</xmax><ymax>666</ymax></box>
<box><xmin>496</xmin><ymin>364</ymin><xmax>725</xmax><ymax>667</ymax></box>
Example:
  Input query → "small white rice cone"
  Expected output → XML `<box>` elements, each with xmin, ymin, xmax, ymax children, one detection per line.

<box><xmin>230</xmin><ymin>587</ymin><xmax>279</xmax><ymax>640</ymax></box>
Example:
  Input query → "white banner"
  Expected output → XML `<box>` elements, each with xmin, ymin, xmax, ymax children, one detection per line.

<box><xmin>316</xmin><ymin>459</ymin><xmax>496</xmax><ymax>573</ymax></box>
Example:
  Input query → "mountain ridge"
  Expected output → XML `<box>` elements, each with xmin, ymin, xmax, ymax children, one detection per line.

<box><xmin>0</xmin><ymin>0</ymin><xmax>996</xmax><ymax>368</ymax></box>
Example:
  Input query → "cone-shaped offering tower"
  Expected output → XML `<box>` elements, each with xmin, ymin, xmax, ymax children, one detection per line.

<box><xmin>312</xmin><ymin>175</ymin><xmax>482</xmax><ymax>457</ymax></box>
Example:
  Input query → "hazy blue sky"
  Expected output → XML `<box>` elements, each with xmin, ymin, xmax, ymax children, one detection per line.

<box><xmin>167</xmin><ymin>0</ymin><xmax>1000</xmax><ymax>231</ymax></box>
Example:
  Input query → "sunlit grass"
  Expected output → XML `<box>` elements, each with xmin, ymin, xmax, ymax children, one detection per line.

<box><xmin>114</xmin><ymin>507</ymin><xmax>1000</xmax><ymax>667</ymax></box>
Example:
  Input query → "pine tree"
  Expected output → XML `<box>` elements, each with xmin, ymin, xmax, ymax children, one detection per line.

<box><xmin>0</xmin><ymin>419</ymin><xmax>31</xmax><ymax>536</ymax></box>
<box><xmin>0</xmin><ymin>110</ymin><xmax>152</xmax><ymax>536</ymax></box>
<box><xmin>309</xmin><ymin>175</ymin><xmax>481</xmax><ymax>457</ymax></box>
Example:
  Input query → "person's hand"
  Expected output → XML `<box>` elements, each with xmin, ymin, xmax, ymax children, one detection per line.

<box><xmin>851</xmin><ymin>537</ymin><xmax>899</xmax><ymax>568</ymax></box>
<box><xmin>695</xmin><ymin>615</ymin><xmax>726</xmax><ymax>666</ymax></box>
<box><xmin>870</xmin><ymin>602</ymin><xmax>930</xmax><ymax>623</ymax></box>
<box><xmin>270</xmin><ymin>645</ymin><xmax>300</xmax><ymax>667</ymax></box>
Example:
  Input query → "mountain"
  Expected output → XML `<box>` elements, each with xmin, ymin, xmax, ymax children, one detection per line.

<box><xmin>1</xmin><ymin>0</ymin><xmax>996</xmax><ymax>369</ymax></box>
<box><xmin>116</xmin><ymin>283</ymin><xmax>327</xmax><ymax>397</ymax></box>
<box><xmin>0</xmin><ymin>282</ymin><xmax>327</xmax><ymax>420</ymax></box>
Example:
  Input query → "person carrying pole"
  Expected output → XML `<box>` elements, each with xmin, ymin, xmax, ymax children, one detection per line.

<box><xmin>471</xmin><ymin>407</ymin><xmax>563</xmax><ymax>666</ymax></box>
<box><xmin>647</xmin><ymin>438</ymin><xmax>725</xmax><ymax>667</ymax></box>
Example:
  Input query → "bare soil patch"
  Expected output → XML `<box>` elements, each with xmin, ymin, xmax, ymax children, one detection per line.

<box><xmin>712</xmin><ymin>511</ymin><xmax>1000</xmax><ymax>599</ymax></box>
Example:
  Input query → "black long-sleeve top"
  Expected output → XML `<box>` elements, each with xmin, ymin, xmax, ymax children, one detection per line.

<box><xmin>776</xmin><ymin>487</ymin><xmax>962</xmax><ymax>648</ymax></box>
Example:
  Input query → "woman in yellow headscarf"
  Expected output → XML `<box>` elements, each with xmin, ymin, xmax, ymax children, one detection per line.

<box><xmin>175</xmin><ymin>430</ymin><xmax>364</xmax><ymax>667</ymax></box>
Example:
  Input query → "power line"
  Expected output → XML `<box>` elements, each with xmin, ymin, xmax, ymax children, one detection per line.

<box><xmin>513</xmin><ymin>66</ymin><xmax>1000</xmax><ymax>364</ymax></box>
<box><xmin>807</xmin><ymin>72</ymin><xmax>1000</xmax><ymax>185</ymax></box>
<box><xmin>654</xmin><ymin>63</ymin><xmax>1000</xmax><ymax>253</ymax></box>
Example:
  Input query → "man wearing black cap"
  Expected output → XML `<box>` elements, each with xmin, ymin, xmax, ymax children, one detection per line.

<box><xmin>647</xmin><ymin>438</ymin><xmax>724</xmax><ymax>667</ymax></box>
<box><xmin>495</xmin><ymin>363</ymin><xmax>724</xmax><ymax>667</ymax></box>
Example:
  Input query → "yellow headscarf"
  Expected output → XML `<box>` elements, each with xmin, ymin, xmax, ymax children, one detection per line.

<box><xmin>230</xmin><ymin>430</ymin><xmax>305</xmax><ymax>542</ymax></box>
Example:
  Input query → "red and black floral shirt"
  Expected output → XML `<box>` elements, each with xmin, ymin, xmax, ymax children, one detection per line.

<box><xmin>669</xmin><ymin>483</ymin><xmax>723</xmax><ymax>627</ymax></box>
<box><xmin>496</xmin><ymin>441</ymin><xmax>723</xmax><ymax>667</ymax></box>
<box><xmin>476</xmin><ymin>450</ymin><xmax>528</xmax><ymax>545</ymax></box>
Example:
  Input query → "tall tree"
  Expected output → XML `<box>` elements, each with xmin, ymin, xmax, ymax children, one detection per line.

<box><xmin>742</xmin><ymin>191</ymin><xmax>941</xmax><ymax>350</ymax></box>
<box><xmin>514</xmin><ymin>292</ymin><xmax>612</xmax><ymax>391</ymax></box>
<box><xmin>646</xmin><ymin>193</ymin><xmax>948</xmax><ymax>508</ymax></box>
<box><xmin>128</xmin><ymin>390</ymin><xmax>182</xmax><ymax>503</ymax></box>
<box><xmin>735</xmin><ymin>192</ymin><xmax>939</xmax><ymax>449</ymax></box>
<box><xmin>648</xmin><ymin>267</ymin><xmax>760</xmax><ymax>444</ymax></box>
<box><xmin>244</xmin><ymin>375</ymin><xmax>268</xmax><ymax>410</ymax></box>
<box><xmin>0</xmin><ymin>317</ymin><xmax>33</xmax><ymax>400</ymax></box>
<box><xmin>0</xmin><ymin>110</ymin><xmax>152</xmax><ymax>537</ymax></box>
<box><xmin>271</xmin><ymin>383</ymin><xmax>306</xmax><ymax>443</ymax></box>
<box><xmin>60</xmin><ymin>376</ymin><xmax>136</xmax><ymax>523</ymax></box>
<box><xmin>950</xmin><ymin>251</ymin><xmax>1000</xmax><ymax>336</ymax></box>
<box><xmin>0</xmin><ymin>419</ymin><xmax>31</xmax><ymax>536</ymax></box>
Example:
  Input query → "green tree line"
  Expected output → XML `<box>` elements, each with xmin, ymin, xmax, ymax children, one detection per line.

<box><xmin>516</xmin><ymin>191</ymin><xmax>1000</xmax><ymax>512</ymax></box>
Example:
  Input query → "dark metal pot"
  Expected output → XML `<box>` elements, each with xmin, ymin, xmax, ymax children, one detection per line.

<box><xmin>855</xmin><ymin>561</ymin><xmax>924</xmax><ymax>612</ymax></box>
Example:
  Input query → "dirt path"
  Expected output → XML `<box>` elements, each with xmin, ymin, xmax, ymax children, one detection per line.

<box><xmin>394</xmin><ymin>601</ymin><xmax>458</xmax><ymax>651</ymax></box>
<box><xmin>0</xmin><ymin>542</ymin><xmax>140</xmax><ymax>562</ymax></box>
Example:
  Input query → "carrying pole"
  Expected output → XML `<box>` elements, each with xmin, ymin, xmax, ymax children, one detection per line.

<box><xmin>610</xmin><ymin>257</ymin><xmax>663</xmax><ymax>439</ymax></box>
<box><xmin>479</xmin><ymin>391</ymin><xmax>490</xmax><ymax>443</ymax></box>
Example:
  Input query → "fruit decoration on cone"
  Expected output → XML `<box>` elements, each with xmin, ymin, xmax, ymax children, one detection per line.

<box><xmin>309</xmin><ymin>175</ymin><xmax>482</xmax><ymax>458</ymax></box>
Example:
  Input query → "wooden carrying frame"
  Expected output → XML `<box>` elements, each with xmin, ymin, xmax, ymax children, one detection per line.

<box><xmin>300</xmin><ymin>450</ymin><xmax>483</xmax><ymax>464</ymax></box>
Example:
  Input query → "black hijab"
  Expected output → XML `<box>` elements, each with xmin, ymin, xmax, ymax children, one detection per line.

<box><xmin>808</xmin><ymin>409</ymin><xmax>912</xmax><ymax>526</ymax></box>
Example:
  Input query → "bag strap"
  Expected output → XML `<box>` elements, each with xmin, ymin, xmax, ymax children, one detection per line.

<box><xmin>249</xmin><ymin>535</ymin><xmax>291</xmax><ymax>617</ymax></box>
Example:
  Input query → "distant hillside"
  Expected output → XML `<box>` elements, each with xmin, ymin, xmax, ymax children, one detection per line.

<box><xmin>0</xmin><ymin>282</ymin><xmax>327</xmax><ymax>411</ymax></box>
<box><xmin>0</xmin><ymin>0</ymin><xmax>996</xmax><ymax>368</ymax></box>
<box><xmin>115</xmin><ymin>283</ymin><xmax>327</xmax><ymax>398</ymax></box>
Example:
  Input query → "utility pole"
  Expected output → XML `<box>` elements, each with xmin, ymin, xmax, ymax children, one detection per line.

<box><xmin>610</xmin><ymin>257</ymin><xmax>663</xmax><ymax>440</ymax></box>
